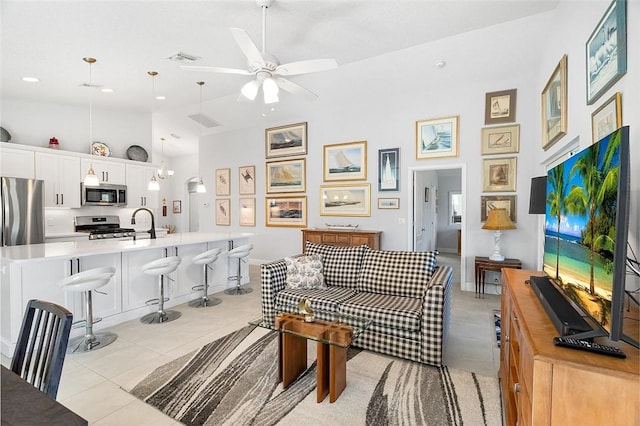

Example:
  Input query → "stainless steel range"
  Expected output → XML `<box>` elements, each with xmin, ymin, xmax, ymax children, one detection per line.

<box><xmin>75</xmin><ymin>215</ymin><xmax>136</xmax><ymax>240</ymax></box>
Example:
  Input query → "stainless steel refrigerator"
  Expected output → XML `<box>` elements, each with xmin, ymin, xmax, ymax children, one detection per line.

<box><xmin>1</xmin><ymin>176</ymin><xmax>45</xmax><ymax>246</ymax></box>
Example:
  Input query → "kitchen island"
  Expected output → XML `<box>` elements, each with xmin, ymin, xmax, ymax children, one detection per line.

<box><xmin>1</xmin><ymin>232</ymin><xmax>252</xmax><ymax>357</ymax></box>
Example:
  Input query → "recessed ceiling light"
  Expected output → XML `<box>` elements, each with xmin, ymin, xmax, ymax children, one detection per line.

<box><xmin>101</xmin><ymin>88</ymin><xmax>114</xmax><ymax>93</ymax></box>
<box><xmin>22</xmin><ymin>77</ymin><xmax>40</xmax><ymax>82</ymax></box>
<box><xmin>156</xmin><ymin>95</ymin><xmax>166</xmax><ymax>100</ymax></box>
<box><xmin>435</xmin><ymin>60</ymin><xmax>446</xmax><ymax>69</ymax></box>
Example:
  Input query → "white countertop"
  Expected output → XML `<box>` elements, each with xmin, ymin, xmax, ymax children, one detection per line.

<box><xmin>1</xmin><ymin>232</ymin><xmax>253</xmax><ymax>263</ymax></box>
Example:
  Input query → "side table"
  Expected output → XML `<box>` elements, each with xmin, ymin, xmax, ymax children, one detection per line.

<box><xmin>475</xmin><ymin>256</ymin><xmax>521</xmax><ymax>295</ymax></box>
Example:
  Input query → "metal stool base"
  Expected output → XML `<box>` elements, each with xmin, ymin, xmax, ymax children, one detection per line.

<box><xmin>188</xmin><ymin>297</ymin><xmax>222</xmax><ymax>308</ymax></box>
<box><xmin>140</xmin><ymin>310</ymin><xmax>182</xmax><ymax>324</ymax></box>
<box><xmin>67</xmin><ymin>332</ymin><xmax>117</xmax><ymax>354</ymax></box>
<box><xmin>225</xmin><ymin>286</ymin><xmax>253</xmax><ymax>295</ymax></box>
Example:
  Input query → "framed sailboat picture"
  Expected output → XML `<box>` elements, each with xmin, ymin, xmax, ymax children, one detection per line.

<box><xmin>416</xmin><ymin>116</ymin><xmax>459</xmax><ymax>159</ymax></box>
<box><xmin>265</xmin><ymin>122</ymin><xmax>307</xmax><ymax>158</ymax></box>
<box><xmin>323</xmin><ymin>141</ymin><xmax>367</xmax><ymax>181</ymax></box>
<box><xmin>320</xmin><ymin>184</ymin><xmax>371</xmax><ymax>217</ymax></box>
<box><xmin>378</xmin><ymin>148</ymin><xmax>399</xmax><ymax>191</ymax></box>
<box><xmin>266</xmin><ymin>158</ymin><xmax>306</xmax><ymax>193</ymax></box>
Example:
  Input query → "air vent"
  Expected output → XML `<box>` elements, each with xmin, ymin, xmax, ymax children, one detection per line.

<box><xmin>79</xmin><ymin>82</ymin><xmax>103</xmax><ymax>88</ymax></box>
<box><xmin>167</xmin><ymin>52</ymin><xmax>201</xmax><ymax>63</ymax></box>
<box><xmin>188</xmin><ymin>114</ymin><xmax>220</xmax><ymax>128</ymax></box>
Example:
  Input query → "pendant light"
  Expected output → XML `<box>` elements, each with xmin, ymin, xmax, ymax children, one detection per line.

<box><xmin>147</xmin><ymin>71</ymin><xmax>160</xmax><ymax>191</ymax></box>
<box><xmin>195</xmin><ymin>81</ymin><xmax>207</xmax><ymax>193</ymax></box>
<box><xmin>83</xmin><ymin>57</ymin><xmax>100</xmax><ymax>187</ymax></box>
<box><xmin>157</xmin><ymin>137</ymin><xmax>174</xmax><ymax>179</ymax></box>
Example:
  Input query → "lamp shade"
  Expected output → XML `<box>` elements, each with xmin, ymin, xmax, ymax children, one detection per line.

<box><xmin>482</xmin><ymin>208</ymin><xmax>516</xmax><ymax>230</ymax></box>
<box><xmin>529</xmin><ymin>176</ymin><xmax>547</xmax><ymax>214</ymax></box>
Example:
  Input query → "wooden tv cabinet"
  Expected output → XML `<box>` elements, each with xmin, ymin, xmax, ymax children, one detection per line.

<box><xmin>500</xmin><ymin>269</ymin><xmax>639</xmax><ymax>426</ymax></box>
<box><xmin>301</xmin><ymin>229</ymin><xmax>381</xmax><ymax>252</ymax></box>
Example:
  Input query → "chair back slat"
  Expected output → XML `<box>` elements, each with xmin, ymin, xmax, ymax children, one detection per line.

<box><xmin>10</xmin><ymin>299</ymin><xmax>73</xmax><ymax>399</ymax></box>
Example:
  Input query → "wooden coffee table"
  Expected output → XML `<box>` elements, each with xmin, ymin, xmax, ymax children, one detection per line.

<box><xmin>251</xmin><ymin>311</ymin><xmax>370</xmax><ymax>403</ymax></box>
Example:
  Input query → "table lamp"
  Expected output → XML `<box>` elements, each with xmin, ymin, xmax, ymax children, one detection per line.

<box><xmin>482</xmin><ymin>208</ymin><xmax>516</xmax><ymax>261</ymax></box>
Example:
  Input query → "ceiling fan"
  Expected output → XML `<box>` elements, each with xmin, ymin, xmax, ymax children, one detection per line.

<box><xmin>181</xmin><ymin>0</ymin><xmax>337</xmax><ymax>104</ymax></box>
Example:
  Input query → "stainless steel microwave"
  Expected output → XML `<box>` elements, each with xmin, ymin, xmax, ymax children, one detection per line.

<box><xmin>81</xmin><ymin>183</ymin><xmax>127</xmax><ymax>206</ymax></box>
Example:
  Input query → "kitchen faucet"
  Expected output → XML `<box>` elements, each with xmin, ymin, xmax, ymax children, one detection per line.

<box><xmin>131</xmin><ymin>208</ymin><xmax>156</xmax><ymax>239</ymax></box>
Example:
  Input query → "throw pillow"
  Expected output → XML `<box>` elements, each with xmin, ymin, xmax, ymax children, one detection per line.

<box><xmin>285</xmin><ymin>254</ymin><xmax>326</xmax><ymax>290</ymax></box>
<box><xmin>305</xmin><ymin>242</ymin><xmax>368</xmax><ymax>288</ymax></box>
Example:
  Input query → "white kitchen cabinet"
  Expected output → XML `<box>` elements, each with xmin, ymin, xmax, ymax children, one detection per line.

<box><xmin>35</xmin><ymin>152</ymin><xmax>81</xmax><ymax>208</ymax></box>
<box><xmin>0</xmin><ymin>145</ymin><xmax>35</xmax><ymax>179</ymax></box>
<box><xmin>125</xmin><ymin>163</ymin><xmax>159</xmax><ymax>208</ymax></box>
<box><xmin>81</xmin><ymin>158</ymin><xmax>126</xmax><ymax>184</ymax></box>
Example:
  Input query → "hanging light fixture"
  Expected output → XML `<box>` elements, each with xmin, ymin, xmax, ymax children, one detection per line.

<box><xmin>147</xmin><ymin>71</ymin><xmax>161</xmax><ymax>191</ymax></box>
<box><xmin>195</xmin><ymin>81</ymin><xmax>207</xmax><ymax>193</ymax></box>
<box><xmin>156</xmin><ymin>137</ymin><xmax>174</xmax><ymax>179</ymax></box>
<box><xmin>83</xmin><ymin>57</ymin><xmax>100</xmax><ymax>187</ymax></box>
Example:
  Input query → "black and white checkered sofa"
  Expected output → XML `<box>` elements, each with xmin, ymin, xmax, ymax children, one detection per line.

<box><xmin>260</xmin><ymin>242</ymin><xmax>453</xmax><ymax>366</ymax></box>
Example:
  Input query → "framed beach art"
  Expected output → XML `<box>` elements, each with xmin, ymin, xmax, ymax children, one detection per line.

<box><xmin>591</xmin><ymin>92</ymin><xmax>622</xmax><ymax>143</ymax></box>
<box><xmin>586</xmin><ymin>0</ymin><xmax>627</xmax><ymax>105</ymax></box>
<box><xmin>215</xmin><ymin>199</ymin><xmax>231</xmax><ymax>226</ymax></box>
<box><xmin>320</xmin><ymin>184</ymin><xmax>371</xmax><ymax>217</ymax></box>
<box><xmin>215</xmin><ymin>168</ymin><xmax>231</xmax><ymax>196</ymax></box>
<box><xmin>481</xmin><ymin>124</ymin><xmax>520</xmax><ymax>155</ymax></box>
<box><xmin>266</xmin><ymin>158</ymin><xmax>305</xmax><ymax>193</ymax></box>
<box><xmin>265</xmin><ymin>196</ymin><xmax>307</xmax><ymax>227</ymax></box>
<box><xmin>484</xmin><ymin>89</ymin><xmax>517</xmax><ymax>124</ymax></box>
<box><xmin>323</xmin><ymin>141</ymin><xmax>367</xmax><ymax>181</ymax></box>
<box><xmin>238</xmin><ymin>165</ymin><xmax>256</xmax><ymax>195</ymax></box>
<box><xmin>378</xmin><ymin>148</ymin><xmax>399</xmax><ymax>191</ymax></box>
<box><xmin>415</xmin><ymin>115</ymin><xmax>459</xmax><ymax>160</ymax></box>
<box><xmin>239</xmin><ymin>198</ymin><xmax>256</xmax><ymax>227</ymax></box>
<box><xmin>482</xmin><ymin>157</ymin><xmax>517</xmax><ymax>192</ymax></box>
<box><xmin>541</xmin><ymin>54</ymin><xmax>568</xmax><ymax>150</ymax></box>
<box><xmin>265</xmin><ymin>122</ymin><xmax>307</xmax><ymax>158</ymax></box>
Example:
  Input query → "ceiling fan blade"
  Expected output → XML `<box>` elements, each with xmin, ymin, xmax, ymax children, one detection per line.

<box><xmin>180</xmin><ymin>65</ymin><xmax>252</xmax><ymax>75</ymax></box>
<box><xmin>230</xmin><ymin>27</ymin><xmax>265</xmax><ymax>68</ymax></box>
<box><xmin>240</xmin><ymin>79</ymin><xmax>260</xmax><ymax>101</ymax></box>
<box><xmin>276</xmin><ymin>78</ymin><xmax>318</xmax><ymax>101</ymax></box>
<box><xmin>275</xmin><ymin>59</ymin><xmax>338</xmax><ymax>76</ymax></box>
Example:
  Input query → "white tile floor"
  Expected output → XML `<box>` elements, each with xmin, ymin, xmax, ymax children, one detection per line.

<box><xmin>2</xmin><ymin>254</ymin><xmax>501</xmax><ymax>424</ymax></box>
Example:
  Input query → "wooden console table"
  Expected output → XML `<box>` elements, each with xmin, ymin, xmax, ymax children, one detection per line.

<box><xmin>301</xmin><ymin>229</ymin><xmax>381</xmax><ymax>252</ymax></box>
<box><xmin>474</xmin><ymin>256</ymin><xmax>521</xmax><ymax>294</ymax></box>
<box><xmin>500</xmin><ymin>269</ymin><xmax>639</xmax><ymax>425</ymax></box>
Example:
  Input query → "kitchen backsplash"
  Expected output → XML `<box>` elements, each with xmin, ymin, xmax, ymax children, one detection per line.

<box><xmin>45</xmin><ymin>206</ymin><xmax>158</xmax><ymax>235</ymax></box>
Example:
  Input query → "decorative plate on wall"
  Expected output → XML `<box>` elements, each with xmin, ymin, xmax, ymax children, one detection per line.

<box><xmin>91</xmin><ymin>142</ymin><xmax>111</xmax><ymax>157</ymax></box>
<box><xmin>126</xmin><ymin>145</ymin><xmax>148</xmax><ymax>162</ymax></box>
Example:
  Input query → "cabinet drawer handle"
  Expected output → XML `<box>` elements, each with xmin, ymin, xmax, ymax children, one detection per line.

<box><xmin>56</xmin><ymin>193</ymin><xmax>59</xmax><ymax>205</ymax></box>
<box><xmin>514</xmin><ymin>383</ymin><xmax>520</xmax><ymax>393</ymax></box>
<box><xmin>61</xmin><ymin>194</ymin><xmax>64</xmax><ymax>205</ymax></box>
<box><xmin>106</xmin><ymin>171</ymin><xmax>109</xmax><ymax>181</ymax></box>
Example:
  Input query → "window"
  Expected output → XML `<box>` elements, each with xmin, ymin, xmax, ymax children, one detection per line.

<box><xmin>450</xmin><ymin>192</ymin><xmax>462</xmax><ymax>224</ymax></box>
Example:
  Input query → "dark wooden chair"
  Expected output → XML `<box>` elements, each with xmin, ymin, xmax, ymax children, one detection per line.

<box><xmin>10</xmin><ymin>299</ymin><xmax>73</xmax><ymax>399</ymax></box>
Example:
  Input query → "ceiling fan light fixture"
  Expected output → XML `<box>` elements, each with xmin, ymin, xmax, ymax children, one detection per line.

<box><xmin>263</xmin><ymin>77</ymin><xmax>279</xmax><ymax>104</ymax></box>
<box><xmin>241</xmin><ymin>80</ymin><xmax>259</xmax><ymax>101</ymax></box>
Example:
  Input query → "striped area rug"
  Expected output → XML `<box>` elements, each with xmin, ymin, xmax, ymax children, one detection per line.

<box><xmin>130</xmin><ymin>326</ymin><xmax>503</xmax><ymax>425</ymax></box>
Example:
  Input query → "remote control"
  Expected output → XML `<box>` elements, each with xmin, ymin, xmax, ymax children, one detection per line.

<box><xmin>553</xmin><ymin>336</ymin><xmax>626</xmax><ymax>359</ymax></box>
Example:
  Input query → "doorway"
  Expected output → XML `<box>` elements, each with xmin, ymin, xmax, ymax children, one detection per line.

<box><xmin>408</xmin><ymin>164</ymin><xmax>465</xmax><ymax>287</ymax></box>
<box><xmin>187</xmin><ymin>178</ymin><xmax>200</xmax><ymax>232</ymax></box>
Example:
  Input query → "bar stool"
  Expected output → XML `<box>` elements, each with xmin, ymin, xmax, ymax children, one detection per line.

<box><xmin>140</xmin><ymin>256</ymin><xmax>182</xmax><ymax>324</ymax></box>
<box><xmin>189</xmin><ymin>247</ymin><xmax>223</xmax><ymax>308</ymax></box>
<box><xmin>57</xmin><ymin>266</ymin><xmax>117</xmax><ymax>353</ymax></box>
<box><xmin>225</xmin><ymin>243</ymin><xmax>253</xmax><ymax>295</ymax></box>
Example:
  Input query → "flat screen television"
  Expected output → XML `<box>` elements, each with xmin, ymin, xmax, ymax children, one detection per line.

<box><xmin>535</xmin><ymin>125</ymin><xmax>638</xmax><ymax>348</ymax></box>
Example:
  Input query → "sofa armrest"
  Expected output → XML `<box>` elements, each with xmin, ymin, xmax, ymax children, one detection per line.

<box><xmin>420</xmin><ymin>265</ymin><xmax>453</xmax><ymax>365</ymax></box>
<box><xmin>260</xmin><ymin>258</ymin><xmax>289</xmax><ymax>325</ymax></box>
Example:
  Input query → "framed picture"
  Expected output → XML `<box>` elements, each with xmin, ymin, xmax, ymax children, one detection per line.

<box><xmin>320</xmin><ymin>184</ymin><xmax>371</xmax><ymax>217</ymax></box>
<box><xmin>266</xmin><ymin>158</ymin><xmax>306</xmax><ymax>193</ymax></box>
<box><xmin>323</xmin><ymin>141</ymin><xmax>367</xmax><ymax>181</ymax></box>
<box><xmin>265</xmin><ymin>196</ymin><xmax>307</xmax><ymax>227</ymax></box>
<box><xmin>378</xmin><ymin>198</ymin><xmax>399</xmax><ymax>209</ymax></box>
<box><xmin>238</xmin><ymin>165</ymin><xmax>256</xmax><ymax>195</ymax></box>
<box><xmin>484</xmin><ymin>89</ymin><xmax>517</xmax><ymax>124</ymax></box>
<box><xmin>541</xmin><ymin>54</ymin><xmax>568</xmax><ymax>150</ymax></box>
<box><xmin>481</xmin><ymin>124</ymin><xmax>520</xmax><ymax>155</ymax></box>
<box><xmin>172</xmin><ymin>200</ymin><xmax>181</xmax><ymax>214</ymax></box>
<box><xmin>415</xmin><ymin>115</ymin><xmax>459</xmax><ymax>159</ymax></box>
<box><xmin>481</xmin><ymin>195</ymin><xmax>517</xmax><ymax>222</ymax></box>
<box><xmin>482</xmin><ymin>157</ymin><xmax>517</xmax><ymax>192</ymax></box>
<box><xmin>586</xmin><ymin>0</ymin><xmax>627</xmax><ymax>105</ymax></box>
<box><xmin>591</xmin><ymin>92</ymin><xmax>622</xmax><ymax>142</ymax></box>
<box><xmin>265</xmin><ymin>122</ymin><xmax>307</xmax><ymax>158</ymax></box>
<box><xmin>215</xmin><ymin>199</ymin><xmax>230</xmax><ymax>226</ymax></box>
<box><xmin>378</xmin><ymin>148</ymin><xmax>399</xmax><ymax>191</ymax></box>
<box><xmin>215</xmin><ymin>168</ymin><xmax>231</xmax><ymax>196</ymax></box>
<box><xmin>239</xmin><ymin>198</ymin><xmax>256</xmax><ymax>227</ymax></box>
